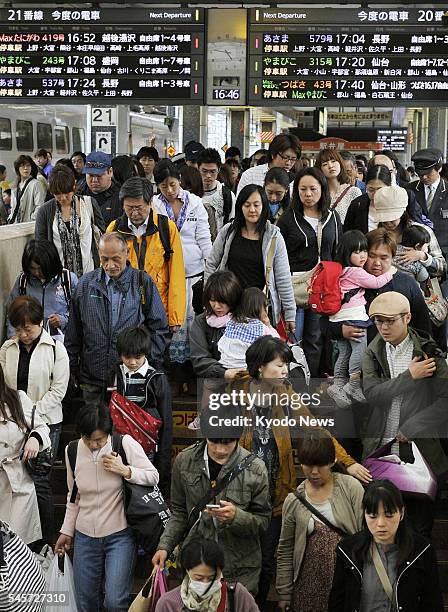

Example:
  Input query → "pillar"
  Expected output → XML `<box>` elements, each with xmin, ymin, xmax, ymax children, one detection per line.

<box><xmin>182</xmin><ymin>106</ymin><xmax>208</xmax><ymax>146</ymax></box>
<box><xmin>230</xmin><ymin>110</ymin><xmax>248</xmax><ymax>157</ymax></box>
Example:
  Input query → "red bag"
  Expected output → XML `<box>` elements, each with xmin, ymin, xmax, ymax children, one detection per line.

<box><xmin>308</xmin><ymin>261</ymin><xmax>343</xmax><ymax>315</ymax></box>
<box><xmin>109</xmin><ymin>391</ymin><xmax>162</xmax><ymax>454</ymax></box>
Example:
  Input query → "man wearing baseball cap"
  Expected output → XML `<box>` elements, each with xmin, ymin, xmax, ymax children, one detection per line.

<box><xmin>362</xmin><ymin>291</ymin><xmax>448</xmax><ymax>536</ymax></box>
<box><xmin>80</xmin><ymin>150</ymin><xmax>122</xmax><ymax>226</ymax></box>
<box><xmin>184</xmin><ymin>140</ymin><xmax>205</xmax><ymax>168</ymax></box>
<box><xmin>409</xmin><ymin>147</ymin><xmax>448</xmax><ymax>260</ymax></box>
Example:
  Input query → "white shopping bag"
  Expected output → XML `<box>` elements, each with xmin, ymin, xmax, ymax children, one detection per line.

<box><xmin>44</xmin><ymin>555</ymin><xmax>78</xmax><ymax>612</ymax></box>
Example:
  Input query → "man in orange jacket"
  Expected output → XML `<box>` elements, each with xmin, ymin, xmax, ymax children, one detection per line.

<box><xmin>107</xmin><ymin>176</ymin><xmax>186</xmax><ymax>330</ymax></box>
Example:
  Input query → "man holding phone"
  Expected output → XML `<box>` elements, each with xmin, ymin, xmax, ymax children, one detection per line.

<box><xmin>152</xmin><ymin>434</ymin><xmax>271</xmax><ymax>596</ymax></box>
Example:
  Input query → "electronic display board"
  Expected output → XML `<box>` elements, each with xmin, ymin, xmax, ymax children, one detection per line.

<box><xmin>377</xmin><ymin>128</ymin><xmax>408</xmax><ymax>151</ymax></box>
<box><xmin>0</xmin><ymin>8</ymin><xmax>205</xmax><ymax>103</ymax></box>
<box><xmin>248</xmin><ymin>7</ymin><xmax>448</xmax><ymax>106</ymax></box>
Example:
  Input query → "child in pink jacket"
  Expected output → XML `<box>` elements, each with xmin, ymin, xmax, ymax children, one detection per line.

<box><xmin>328</xmin><ymin>230</ymin><xmax>394</xmax><ymax>407</ymax></box>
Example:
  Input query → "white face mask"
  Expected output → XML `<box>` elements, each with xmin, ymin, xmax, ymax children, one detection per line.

<box><xmin>189</xmin><ymin>575</ymin><xmax>222</xmax><ymax>598</ymax></box>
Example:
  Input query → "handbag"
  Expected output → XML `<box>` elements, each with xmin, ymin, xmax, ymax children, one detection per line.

<box><xmin>363</xmin><ymin>440</ymin><xmax>437</xmax><ymax>501</ymax></box>
<box><xmin>128</xmin><ymin>567</ymin><xmax>167</xmax><ymax>612</ymax></box>
<box><xmin>109</xmin><ymin>390</ymin><xmax>162</xmax><ymax>455</ymax></box>
<box><xmin>24</xmin><ymin>406</ymin><xmax>53</xmax><ymax>477</ymax></box>
<box><xmin>291</xmin><ymin>213</ymin><xmax>323</xmax><ymax>308</ymax></box>
<box><xmin>422</xmin><ymin>277</ymin><xmax>448</xmax><ymax>327</ymax></box>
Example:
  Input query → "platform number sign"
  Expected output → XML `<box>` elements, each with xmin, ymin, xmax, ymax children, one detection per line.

<box><xmin>92</xmin><ymin>108</ymin><xmax>117</xmax><ymax>127</ymax></box>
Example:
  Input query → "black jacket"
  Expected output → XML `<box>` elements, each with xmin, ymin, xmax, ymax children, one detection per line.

<box><xmin>190</xmin><ymin>312</ymin><xmax>226</xmax><ymax>378</ymax></box>
<box><xmin>408</xmin><ymin>178</ymin><xmax>448</xmax><ymax>260</ymax></box>
<box><xmin>344</xmin><ymin>190</ymin><xmax>426</xmax><ymax>234</ymax></box>
<box><xmin>80</xmin><ymin>180</ymin><xmax>122</xmax><ymax>227</ymax></box>
<box><xmin>116</xmin><ymin>366</ymin><xmax>172</xmax><ymax>491</ymax></box>
<box><xmin>328</xmin><ymin>531</ymin><xmax>443</xmax><ymax>612</ymax></box>
<box><xmin>277</xmin><ymin>207</ymin><xmax>342</xmax><ymax>272</ymax></box>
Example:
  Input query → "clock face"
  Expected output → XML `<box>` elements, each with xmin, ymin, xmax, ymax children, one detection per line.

<box><xmin>208</xmin><ymin>40</ymin><xmax>245</xmax><ymax>105</ymax></box>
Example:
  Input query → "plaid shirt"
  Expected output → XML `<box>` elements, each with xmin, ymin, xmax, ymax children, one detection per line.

<box><xmin>223</xmin><ymin>318</ymin><xmax>265</xmax><ymax>344</ymax></box>
<box><xmin>65</xmin><ymin>264</ymin><xmax>168</xmax><ymax>387</ymax></box>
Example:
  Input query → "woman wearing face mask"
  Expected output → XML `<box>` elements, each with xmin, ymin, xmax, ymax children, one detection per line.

<box><xmin>263</xmin><ymin>167</ymin><xmax>290</xmax><ymax>223</ymax></box>
<box><xmin>328</xmin><ymin>480</ymin><xmax>443</xmax><ymax>612</ymax></box>
<box><xmin>152</xmin><ymin>160</ymin><xmax>212</xmax><ymax>389</ymax></box>
<box><xmin>205</xmin><ymin>184</ymin><xmax>296</xmax><ymax>334</ymax></box>
<box><xmin>55</xmin><ymin>405</ymin><xmax>159</xmax><ymax>612</ymax></box>
<box><xmin>236</xmin><ymin>336</ymin><xmax>370</xmax><ymax>610</ymax></box>
<box><xmin>155</xmin><ymin>538</ymin><xmax>260</xmax><ymax>611</ymax></box>
<box><xmin>7</xmin><ymin>239</ymin><xmax>78</xmax><ymax>340</ymax></box>
<box><xmin>315</xmin><ymin>150</ymin><xmax>362</xmax><ymax>224</ymax></box>
<box><xmin>276</xmin><ymin>433</ymin><xmax>364</xmax><ymax>612</ymax></box>
<box><xmin>277</xmin><ymin>167</ymin><xmax>342</xmax><ymax>376</ymax></box>
<box><xmin>0</xmin><ymin>296</ymin><xmax>69</xmax><ymax>546</ymax></box>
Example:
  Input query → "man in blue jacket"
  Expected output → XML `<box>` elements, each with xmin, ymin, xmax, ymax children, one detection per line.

<box><xmin>65</xmin><ymin>232</ymin><xmax>168</xmax><ymax>402</ymax></box>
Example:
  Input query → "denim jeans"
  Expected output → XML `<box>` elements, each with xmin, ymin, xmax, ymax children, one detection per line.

<box><xmin>31</xmin><ymin>421</ymin><xmax>61</xmax><ymax>544</ymax></box>
<box><xmin>73</xmin><ymin>527</ymin><xmax>136</xmax><ymax>612</ymax></box>
<box><xmin>295</xmin><ymin>307</ymin><xmax>305</xmax><ymax>342</ymax></box>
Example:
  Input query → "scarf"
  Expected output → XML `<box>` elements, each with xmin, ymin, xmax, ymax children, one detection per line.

<box><xmin>55</xmin><ymin>198</ymin><xmax>84</xmax><ymax>277</ymax></box>
<box><xmin>206</xmin><ymin>313</ymin><xmax>232</xmax><ymax>328</ymax></box>
<box><xmin>180</xmin><ymin>575</ymin><xmax>223</xmax><ymax>612</ymax></box>
<box><xmin>159</xmin><ymin>188</ymin><xmax>189</xmax><ymax>231</ymax></box>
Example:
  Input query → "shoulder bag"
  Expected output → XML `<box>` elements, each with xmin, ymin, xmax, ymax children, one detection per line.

<box><xmin>331</xmin><ymin>185</ymin><xmax>352</xmax><ymax>211</ymax></box>
<box><xmin>422</xmin><ymin>276</ymin><xmax>448</xmax><ymax>327</ymax></box>
<box><xmin>293</xmin><ymin>490</ymin><xmax>347</xmax><ymax>537</ymax></box>
<box><xmin>23</xmin><ymin>406</ymin><xmax>53</xmax><ymax>477</ymax></box>
<box><xmin>291</xmin><ymin>213</ymin><xmax>323</xmax><ymax>308</ymax></box>
<box><xmin>9</xmin><ymin>178</ymin><xmax>33</xmax><ymax>224</ymax></box>
<box><xmin>81</xmin><ymin>194</ymin><xmax>102</xmax><ymax>252</ymax></box>
<box><xmin>370</xmin><ymin>542</ymin><xmax>394</xmax><ymax>602</ymax></box>
<box><xmin>264</xmin><ymin>236</ymin><xmax>277</xmax><ymax>312</ymax></box>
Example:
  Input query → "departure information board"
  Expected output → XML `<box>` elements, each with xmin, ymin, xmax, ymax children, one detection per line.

<box><xmin>248</xmin><ymin>7</ymin><xmax>448</xmax><ymax>105</ymax></box>
<box><xmin>377</xmin><ymin>128</ymin><xmax>408</xmax><ymax>151</ymax></box>
<box><xmin>0</xmin><ymin>8</ymin><xmax>205</xmax><ymax>103</ymax></box>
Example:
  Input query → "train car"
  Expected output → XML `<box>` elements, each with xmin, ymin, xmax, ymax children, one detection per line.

<box><xmin>0</xmin><ymin>104</ymin><xmax>179</xmax><ymax>178</ymax></box>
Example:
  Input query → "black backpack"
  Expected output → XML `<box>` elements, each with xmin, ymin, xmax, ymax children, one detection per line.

<box><xmin>67</xmin><ymin>434</ymin><xmax>171</xmax><ymax>554</ymax></box>
<box><xmin>18</xmin><ymin>269</ymin><xmax>72</xmax><ymax>306</ymax></box>
<box><xmin>222</xmin><ymin>185</ymin><xmax>233</xmax><ymax>225</ymax></box>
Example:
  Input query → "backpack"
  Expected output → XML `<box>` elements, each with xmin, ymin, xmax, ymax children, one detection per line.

<box><xmin>308</xmin><ymin>262</ymin><xmax>360</xmax><ymax>316</ymax></box>
<box><xmin>67</xmin><ymin>434</ymin><xmax>171</xmax><ymax>554</ymax></box>
<box><xmin>113</xmin><ymin>213</ymin><xmax>173</xmax><ymax>262</ymax></box>
<box><xmin>19</xmin><ymin>268</ymin><xmax>72</xmax><ymax>305</ymax></box>
<box><xmin>222</xmin><ymin>185</ymin><xmax>233</xmax><ymax>225</ymax></box>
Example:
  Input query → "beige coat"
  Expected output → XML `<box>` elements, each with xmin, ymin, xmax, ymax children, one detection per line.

<box><xmin>10</xmin><ymin>177</ymin><xmax>46</xmax><ymax>222</ymax></box>
<box><xmin>0</xmin><ymin>391</ymin><xmax>50</xmax><ymax>543</ymax></box>
<box><xmin>276</xmin><ymin>472</ymin><xmax>364</xmax><ymax>599</ymax></box>
<box><xmin>0</xmin><ymin>329</ymin><xmax>70</xmax><ymax>425</ymax></box>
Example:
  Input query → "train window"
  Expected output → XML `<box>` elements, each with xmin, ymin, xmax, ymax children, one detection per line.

<box><xmin>55</xmin><ymin>126</ymin><xmax>69</xmax><ymax>154</ymax></box>
<box><xmin>0</xmin><ymin>118</ymin><xmax>12</xmax><ymax>150</ymax></box>
<box><xmin>16</xmin><ymin>120</ymin><xmax>33</xmax><ymax>152</ymax></box>
<box><xmin>72</xmin><ymin>127</ymin><xmax>85</xmax><ymax>153</ymax></box>
<box><xmin>37</xmin><ymin>123</ymin><xmax>53</xmax><ymax>151</ymax></box>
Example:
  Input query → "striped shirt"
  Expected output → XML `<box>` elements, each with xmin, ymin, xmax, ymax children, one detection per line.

<box><xmin>0</xmin><ymin>522</ymin><xmax>46</xmax><ymax>612</ymax></box>
<box><xmin>381</xmin><ymin>334</ymin><xmax>414</xmax><ymax>450</ymax></box>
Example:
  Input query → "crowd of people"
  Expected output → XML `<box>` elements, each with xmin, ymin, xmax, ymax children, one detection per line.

<box><xmin>0</xmin><ymin>137</ymin><xmax>446</xmax><ymax>611</ymax></box>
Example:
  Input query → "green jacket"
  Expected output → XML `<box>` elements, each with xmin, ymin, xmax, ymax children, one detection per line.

<box><xmin>158</xmin><ymin>441</ymin><xmax>271</xmax><ymax>594</ymax></box>
<box><xmin>362</xmin><ymin>327</ymin><xmax>448</xmax><ymax>475</ymax></box>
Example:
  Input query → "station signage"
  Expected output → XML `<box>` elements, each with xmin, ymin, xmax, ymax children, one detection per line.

<box><xmin>248</xmin><ymin>7</ymin><xmax>448</xmax><ymax>106</ymax></box>
<box><xmin>0</xmin><ymin>8</ymin><xmax>205</xmax><ymax>103</ymax></box>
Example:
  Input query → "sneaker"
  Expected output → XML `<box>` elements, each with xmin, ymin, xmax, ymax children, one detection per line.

<box><xmin>343</xmin><ymin>381</ymin><xmax>366</xmax><ymax>403</ymax></box>
<box><xmin>327</xmin><ymin>383</ymin><xmax>352</xmax><ymax>408</ymax></box>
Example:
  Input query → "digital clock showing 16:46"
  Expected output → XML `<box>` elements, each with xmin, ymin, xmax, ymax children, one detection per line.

<box><xmin>212</xmin><ymin>88</ymin><xmax>240</xmax><ymax>100</ymax></box>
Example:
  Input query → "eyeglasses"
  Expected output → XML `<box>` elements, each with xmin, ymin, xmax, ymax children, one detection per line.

<box><xmin>278</xmin><ymin>153</ymin><xmax>298</xmax><ymax>163</ymax></box>
<box><xmin>124</xmin><ymin>204</ymin><xmax>147</xmax><ymax>213</ymax></box>
<box><xmin>199</xmin><ymin>168</ymin><xmax>219</xmax><ymax>176</ymax></box>
<box><xmin>373</xmin><ymin>315</ymin><xmax>406</xmax><ymax>328</ymax></box>
<box><xmin>85</xmin><ymin>161</ymin><xmax>109</xmax><ymax>169</ymax></box>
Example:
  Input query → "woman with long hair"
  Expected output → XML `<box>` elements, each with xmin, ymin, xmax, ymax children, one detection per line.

<box><xmin>205</xmin><ymin>184</ymin><xmax>296</xmax><ymax>333</ymax></box>
<box><xmin>315</xmin><ymin>149</ymin><xmax>362</xmax><ymax>223</ymax></box>
<box><xmin>0</xmin><ymin>365</ymin><xmax>50</xmax><ymax>544</ymax></box>
<box><xmin>10</xmin><ymin>154</ymin><xmax>47</xmax><ymax>223</ymax></box>
<box><xmin>276</xmin><ymin>432</ymin><xmax>364</xmax><ymax>611</ymax></box>
<box><xmin>278</xmin><ymin>167</ymin><xmax>342</xmax><ymax>376</ymax></box>
<box><xmin>329</xmin><ymin>480</ymin><xmax>443</xmax><ymax>611</ymax></box>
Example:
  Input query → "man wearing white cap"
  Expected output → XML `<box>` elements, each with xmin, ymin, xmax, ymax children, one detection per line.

<box><xmin>362</xmin><ymin>291</ymin><xmax>448</xmax><ymax>536</ymax></box>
